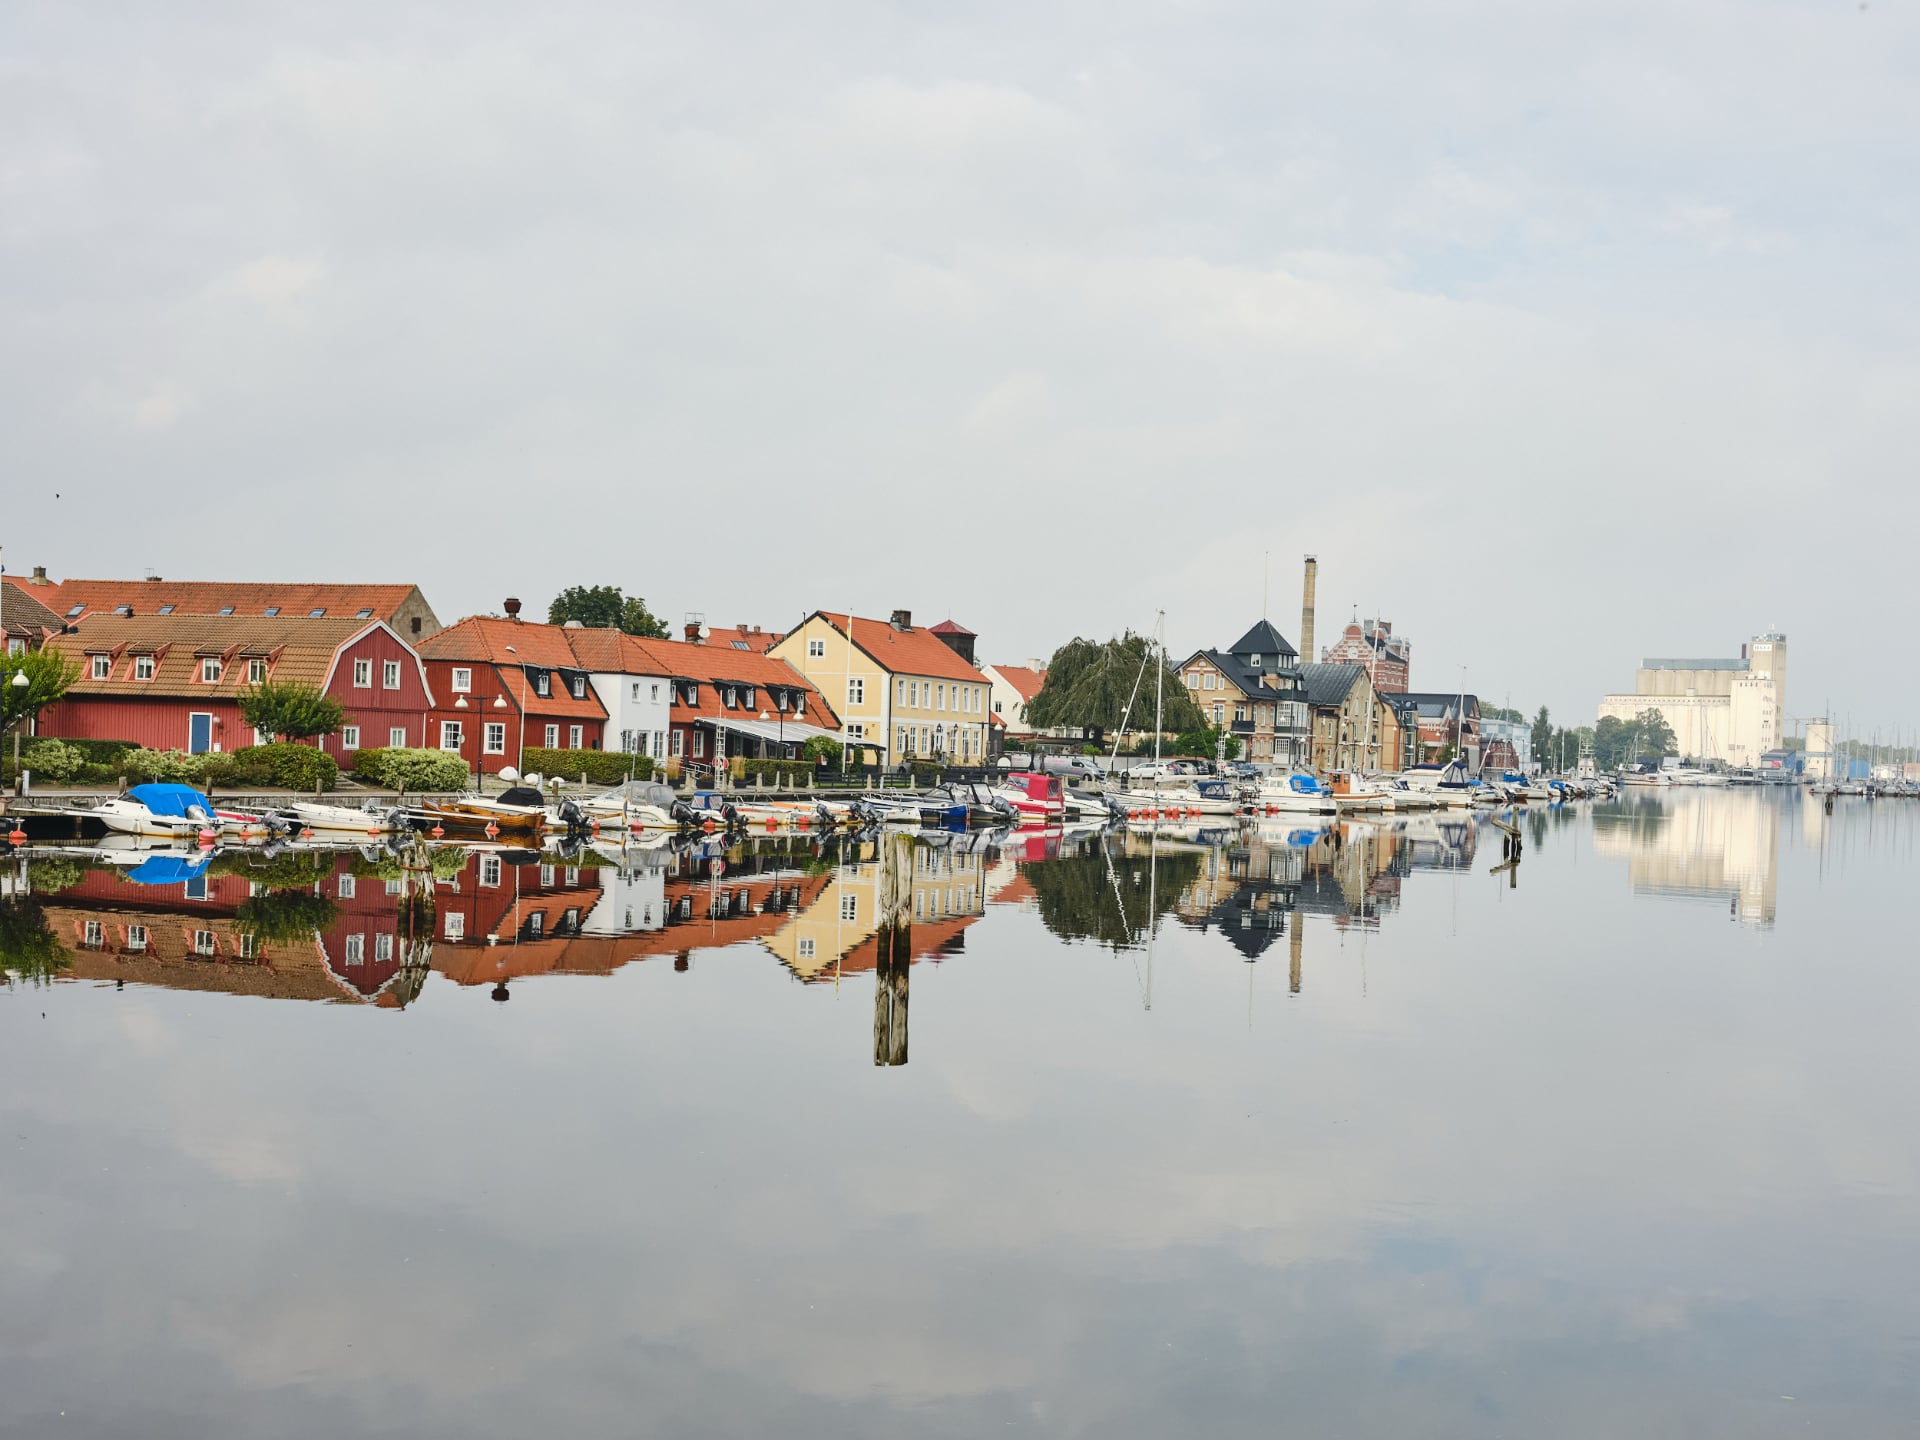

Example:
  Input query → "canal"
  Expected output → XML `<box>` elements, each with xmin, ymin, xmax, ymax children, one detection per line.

<box><xmin>2</xmin><ymin>790</ymin><xmax>1916</xmax><ymax>1437</ymax></box>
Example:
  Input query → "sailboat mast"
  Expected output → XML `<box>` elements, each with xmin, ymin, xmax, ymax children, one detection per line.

<box><xmin>1153</xmin><ymin>610</ymin><xmax>1165</xmax><ymax>766</ymax></box>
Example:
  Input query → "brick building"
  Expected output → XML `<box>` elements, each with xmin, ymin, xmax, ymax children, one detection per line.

<box><xmin>1319</xmin><ymin>616</ymin><xmax>1412</xmax><ymax>693</ymax></box>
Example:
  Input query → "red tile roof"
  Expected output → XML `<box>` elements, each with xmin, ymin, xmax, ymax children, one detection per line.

<box><xmin>419</xmin><ymin>617</ymin><xmax>607</xmax><ymax>719</ymax></box>
<box><xmin>991</xmin><ymin>664</ymin><xmax>1047</xmax><ymax>703</ymax></box>
<box><xmin>45</xmin><ymin>613</ymin><xmax>410</xmax><ymax>699</ymax></box>
<box><xmin>929</xmin><ymin>619</ymin><xmax>975</xmax><ymax>637</ymax></box>
<box><xmin>701</xmin><ymin>624</ymin><xmax>783</xmax><ymax>653</ymax></box>
<box><xmin>804</xmin><ymin>612</ymin><xmax>983</xmax><ymax>684</ymax></box>
<box><xmin>29</xmin><ymin>577</ymin><xmax>426</xmax><ymax>627</ymax></box>
<box><xmin>2</xmin><ymin>580</ymin><xmax>64</xmax><ymax>639</ymax></box>
<box><xmin>644</xmin><ymin>636</ymin><xmax>839</xmax><ymax>728</ymax></box>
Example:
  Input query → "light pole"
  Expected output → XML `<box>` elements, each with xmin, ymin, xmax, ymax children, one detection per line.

<box><xmin>454</xmin><ymin>694</ymin><xmax>473</xmax><ymax>787</ymax></box>
<box><xmin>503</xmin><ymin>644</ymin><xmax>530</xmax><ymax>776</ymax></box>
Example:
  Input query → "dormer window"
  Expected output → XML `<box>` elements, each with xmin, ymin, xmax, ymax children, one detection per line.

<box><xmin>202</xmin><ymin>657</ymin><xmax>223</xmax><ymax>683</ymax></box>
<box><xmin>743</xmin><ymin>687</ymin><xmax>755</xmax><ymax>709</ymax></box>
<box><xmin>248</xmin><ymin>658</ymin><xmax>266</xmax><ymax>684</ymax></box>
<box><xmin>534</xmin><ymin>670</ymin><xmax>550</xmax><ymax>697</ymax></box>
<box><xmin>134</xmin><ymin>653</ymin><xmax>154</xmax><ymax>681</ymax></box>
<box><xmin>1250</xmin><ymin>654</ymin><xmax>1261</xmax><ymax>667</ymax></box>
<box><xmin>571</xmin><ymin>675</ymin><xmax>585</xmax><ymax>698</ymax></box>
<box><xmin>90</xmin><ymin>654</ymin><xmax>111</xmax><ymax>680</ymax></box>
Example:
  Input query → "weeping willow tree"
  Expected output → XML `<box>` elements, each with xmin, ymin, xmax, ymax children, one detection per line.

<box><xmin>1024</xmin><ymin>632</ymin><xmax>1205</xmax><ymax>747</ymax></box>
<box><xmin>0</xmin><ymin>895</ymin><xmax>69</xmax><ymax>987</ymax></box>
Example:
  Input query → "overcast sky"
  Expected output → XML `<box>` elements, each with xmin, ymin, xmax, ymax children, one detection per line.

<box><xmin>6</xmin><ymin>1</ymin><xmax>1917</xmax><ymax>731</ymax></box>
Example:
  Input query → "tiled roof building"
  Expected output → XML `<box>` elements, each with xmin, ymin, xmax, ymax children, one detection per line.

<box><xmin>21</xmin><ymin>574</ymin><xmax>440</xmax><ymax>639</ymax></box>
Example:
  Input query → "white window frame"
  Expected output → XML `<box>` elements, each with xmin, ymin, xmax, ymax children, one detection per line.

<box><xmin>353</xmin><ymin>659</ymin><xmax>372</xmax><ymax>687</ymax></box>
<box><xmin>389</xmin><ymin>726</ymin><xmax>407</xmax><ymax>747</ymax></box>
<box><xmin>847</xmin><ymin>676</ymin><xmax>864</xmax><ymax>706</ymax></box>
<box><xmin>127</xmin><ymin>924</ymin><xmax>148</xmax><ymax>950</ymax></box>
<box><xmin>846</xmin><ymin>723</ymin><xmax>864</xmax><ymax>742</ymax></box>
<box><xmin>693</xmin><ymin>730</ymin><xmax>705</xmax><ymax>757</ymax></box>
<box><xmin>90</xmin><ymin>654</ymin><xmax>110</xmax><ymax>680</ymax></box>
<box><xmin>84</xmin><ymin>919</ymin><xmax>103</xmax><ymax>947</ymax></box>
<box><xmin>798</xmin><ymin>937</ymin><xmax>816</xmax><ymax>960</ymax></box>
<box><xmin>569</xmin><ymin>724</ymin><xmax>583</xmax><ymax>749</ymax></box>
<box><xmin>444</xmin><ymin>913</ymin><xmax>465</xmax><ymax>941</ymax></box>
<box><xmin>344</xmin><ymin>933</ymin><xmax>365</xmax><ymax>966</ymax></box>
<box><xmin>840</xmin><ymin>894</ymin><xmax>858</xmax><ymax>921</ymax></box>
<box><xmin>341</xmin><ymin>725</ymin><xmax>360</xmax><ymax>750</ymax></box>
<box><xmin>480</xmin><ymin>854</ymin><xmax>502</xmax><ymax>887</ymax></box>
<box><xmin>534</xmin><ymin>671</ymin><xmax>550</xmax><ymax>697</ymax></box>
<box><xmin>193</xmin><ymin>930</ymin><xmax>216</xmax><ymax>957</ymax></box>
<box><xmin>545</xmin><ymin>723</ymin><xmax>560</xmax><ymax>748</ymax></box>
<box><xmin>670</xmin><ymin>730</ymin><xmax>685</xmax><ymax>757</ymax></box>
<box><xmin>807</xmin><ymin>638</ymin><xmax>825</xmax><ymax>659</ymax></box>
<box><xmin>201</xmin><ymin>658</ymin><xmax>222</xmax><ymax>683</ymax></box>
<box><xmin>937</xmin><ymin>683</ymin><xmax>946</xmax><ymax>711</ymax></box>
<box><xmin>338</xmin><ymin>874</ymin><xmax>356</xmax><ymax>898</ymax></box>
<box><xmin>375</xmin><ymin>933</ymin><xmax>394</xmax><ymax>963</ymax></box>
<box><xmin>484</xmin><ymin>722</ymin><xmax>506</xmax><ymax>755</ymax></box>
<box><xmin>451</xmin><ymin>667</ymin><xmax>472</xmax><ymax>693</ymax></box>
<box><xmin>441</xmin><ymin>720</ymin><xmax>463</xmax><ymax>751</ymax></box>
<box><xmin>383</xmin><ymin>659</ymin><xmax>402</xmax><ymax>689</ymax></box>
<box><xmin>134</xmin><ymin>653</ymin><xmax>155</xmax><ymax>680</ymax></box>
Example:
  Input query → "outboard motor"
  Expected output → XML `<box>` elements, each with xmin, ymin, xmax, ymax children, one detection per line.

<box><xmin>556</xmin><ymin>797</ymin><xmax>590</xmax><ymax>837</ymax></box>
<box><xmin>669</xmin><ymin>799</ymin><xmax>699</xmax><ymax>827</ymax></box>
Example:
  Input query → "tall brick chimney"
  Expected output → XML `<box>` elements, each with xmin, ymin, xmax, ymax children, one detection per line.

<box><xmin>1300</xmin><ymin>555</ymin><xmax>1318</xmax><ymax>663</ymax></box>
<box><xmin>503</xmin><ymin>597</ymin><xmax>522</xmax><ymax>620</ymax></box>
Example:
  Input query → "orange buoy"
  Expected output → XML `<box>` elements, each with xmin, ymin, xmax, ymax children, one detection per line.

<box><xmin>431</xmin><ymin>825</ymin><xmax>445</xmax><ymax>838</ymax></box>
<box><xmin>7</xmin><ymin>826</ymin><xmax>25</xmax><ymax>845</ymax></box>
<box><xmin>765</xmin><ymin>818</ymin><xmax>777</xmax><ymax>832</ymax></box>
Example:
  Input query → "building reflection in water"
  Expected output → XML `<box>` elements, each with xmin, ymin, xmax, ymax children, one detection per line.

<box><xmin>1591</xmin><ymin>790</ymin><xmax>1780</xmax><ymax>927</ymax></box>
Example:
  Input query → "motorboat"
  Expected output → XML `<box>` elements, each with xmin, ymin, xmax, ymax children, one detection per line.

<box><xmin>1620</xmin><ymin>768</ymin><xmax>1671</xmax><ymax>788</ymax></box>
<box><xmin>91</xmin><ymin>783</ymin><xmax>226</xmax><ymax>841</ymax></box>
<box><xmin>1328</xmin><ymin>772</ymin><xmax>1390</xmax><ymax>811</ymax></box>
<box><xmin>269</xmin><ymin>798</ymin><xmax>399</xmax><ymax>836</ymax></box>
<box><xmin>990</xmin><ymin>772</ymin><xmax>1068</xmax><ymax>825</ymax></box>
<box><xmin>1400</xmin><ymin>762</ymin><xmax>1480</xmax><ymax>807</ymax></box>
<box><xmin>854</xmin><ymin>792</ymin><xmax>969</xmax><ymax>827</ymax></box>
<box><xmin>924</xmin><ymin>782</ymin><xmax>1018</xmax><ymax>828</ymax></box>
<box><xmin>400</xmin><ymin>785</ymin><xmax>550</xmax><ymax>835</ymax></box>
<box><xmin>577</xmin><ymin>780</ymin><xmax>694</xmax><ymax>831</ymax></box>
<box><xmin>1109</xmin><ymin>777</ymin><xmax>1242</xmax><ymax>819</ymax></box>
<box><xmin>1255</xmin><ymin>772</ymin><xmax>1338</xmax><ymax>815</ymax></box>
<box><xmin>1375</xmin><ymin>777</ymin><xmax>1435</xmax><ymax>810</ymax></box>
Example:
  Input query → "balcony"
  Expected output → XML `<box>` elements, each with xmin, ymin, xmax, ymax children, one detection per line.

<box><xmin>1230</xmin><ymin>719</ymin><xmax>1257</xmax><ymax>734</ymax></box>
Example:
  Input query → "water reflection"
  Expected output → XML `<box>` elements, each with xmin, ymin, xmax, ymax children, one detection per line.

<box><xmin>1592</xmin><ymin>789</ymin><xmax>1781</xmax><ymax>926</ymax></box>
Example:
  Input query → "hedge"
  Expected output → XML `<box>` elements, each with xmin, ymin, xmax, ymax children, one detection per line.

<box><xmin>227</xmin><ymin>743</ymin><xmax>338</xmax><ymax>792</ymax></box>
<box><xmin>353</xmin><ymin>747</ymin><xmax>472</xmax><ymax>794</ymax></box>
<box><xmin>733</xmin><ymin>759</ymin><xmax>820</xmax><ymax>786</ymax></box>
<box><xmin>521</xmin><ymin>747</ymin><xmax>654</xmax><ymax>786</ymax></box>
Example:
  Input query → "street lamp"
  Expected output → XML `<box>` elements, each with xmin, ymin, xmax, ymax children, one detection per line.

<box><xmin>503</xmin><ymin>644</ymin><xmax>530</xmax><ymax>776</ymax></box>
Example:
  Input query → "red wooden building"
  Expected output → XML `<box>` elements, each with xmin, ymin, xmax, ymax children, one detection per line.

<box><xmin>39</xmin><ymin>613</ymin><xmax>435</xmax><ymax>762</ymax></box>
<box><xmin>417</xmin><ymin>607</ymin><xmax>609</xmax><ymax>776</ymax></box>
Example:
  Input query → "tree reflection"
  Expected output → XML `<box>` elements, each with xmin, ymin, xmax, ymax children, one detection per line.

<box><xmin>0</xmin><ymin>894</ymin><xmax>70</xmax><ymax>987</ymax></box>
<box><xmin>1019</xmin><ymin>841</ymin><xmax>1203</xmax><ymax>949</ymax></box>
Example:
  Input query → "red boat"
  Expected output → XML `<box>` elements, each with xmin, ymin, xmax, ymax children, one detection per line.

<box><xmin>991</xmin><ymin>772</ymin><xmax>1066</xmax><ymax>824</ymax></box>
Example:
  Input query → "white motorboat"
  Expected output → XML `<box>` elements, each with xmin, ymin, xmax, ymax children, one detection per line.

<box><xmin>1109</xmin><ymin>778</ymin><xmax>1242</xmax><ymax>818</ymax></box>
<box><xmin>1400</xmin><ymin>762</ymin><xmax>1480</xmax><ymax>808</ymax></box>
<box><xmin>577</xmin><ymin>781</ymin><xmax>695</xmax><ymax>831</ymax></box>
<box><xmin>1327</xmin><ymin>772</ymin><xmax>1391</xmax><ymax>812</ymax></box>
<box><xmin>275</xmin><ymin>799</ymin><xmax>399</xmax><ymax>836</ymax></box>
<box><xmin>91</xmin><ymin>783</ymin><xmax>225</xmax><ymax>840</ymax></box>
<box><xmin>1255</xmin><ymin>772</ymin><xmax>1338</xmax><ymax>815</ymax></box>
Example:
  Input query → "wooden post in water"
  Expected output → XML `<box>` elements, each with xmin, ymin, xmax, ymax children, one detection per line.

<box><xmin>1289</xmin><ymin>913</ymin><xmax>1303</xmax><ymax>994</ymax></box>
<box><xmin>873</xmin><ymin>830</ymin><xmax>913</xmax><ymax>1067</ymax></box>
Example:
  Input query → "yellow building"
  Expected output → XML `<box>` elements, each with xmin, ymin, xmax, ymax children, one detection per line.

<box><xmin>762</xmin><ymin>839</ymin><xmax>988</xmax><ymax>980</ymax></box>
<box><xmin>770</xmin><ymin>610</ymin><xmax>991</xmax><ymax>766</ymax></box>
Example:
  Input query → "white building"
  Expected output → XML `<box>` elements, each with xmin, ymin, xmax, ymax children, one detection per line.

<box><xmin>1596</xmin><ymin>631</ymin><xmax>1786</xmax><ymax>767</ymax></box>
<box><xmin>982</xmin><ymin>662</ymin><xmax>1047</xmax><ymax>734</ymax></box>
<box><xmin>563</xmin><ymin>626</ymin><xmax>674</xmax><ymax>762</ymax></box>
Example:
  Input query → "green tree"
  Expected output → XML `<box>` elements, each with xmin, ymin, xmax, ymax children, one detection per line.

<box><xmin>1172</xmin><ymin>726</ymin><xmax>1240</xmax><ymax>760</ymax></box>
<box><xmin>547</xmin><ymin>585</ymin><xmax>671</xmax><ymax>639</ymax></box>
<box><xmin>800</xmin><ymin>735</ymin><xmax>843</xmax><ymax>768</ymax></box>
<box><xmin>234</xmin><ymin>890</ymin><xmax>340</xmax><ymax>944</ymax></box>
<box><xmin>0</xmin><ymin>895</ymin><xmax>68</xmax><ymax>986</ymax></box>
<box><xmin>1</xmin><ymin>648</ymin><xmax>80</xmax><ymax>736</ymax></box>
<box><xmin>1025</xmin><ymin>633</ymin><xmax>1204</xmax><ymax>746</ymax></box>
<box><xmin>1017</xmin><ymin>842</ymin><xmax>1204</xmax><ymax>950</ymax></box>
<box><xmin>237</xmin><ymin>680</ymin><xmax>345</xmax><ymax>742</ymax></box>
<box><xmin>1634</xmin><ymin>707</ymin><xmax>1678</xmax><ymax>758</ymax></box>
<box><xmin>1483</xmin><ymin>705</ymin><xmax>1525</xmax><ymax>723</ymax></box>
<box><xmin>1529</xmin><ymin>706</ymin><xmax>1554</xmax><ymax>767</ymax></box>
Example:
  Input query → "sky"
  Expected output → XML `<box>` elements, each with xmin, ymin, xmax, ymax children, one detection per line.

<box><xmin>5</xmin><ymin>0</ymin><xmax>1918</xmax><ymax>732</ymax></box>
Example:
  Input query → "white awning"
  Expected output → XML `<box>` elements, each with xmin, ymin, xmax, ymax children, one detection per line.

<box><xmin>700</xmin><ymin>716</ymin><xmax>844</xmax><ymax>746</ymax></box>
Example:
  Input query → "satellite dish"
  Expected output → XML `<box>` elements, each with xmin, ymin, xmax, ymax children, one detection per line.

<box><xmin>699</xmin><ymin>624</ymin><xmax>710</xmax><ymax>639</ymax></box>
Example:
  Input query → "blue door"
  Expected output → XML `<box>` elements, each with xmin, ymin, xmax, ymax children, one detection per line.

<box><xmin>188</xmin><ymin>713</ymin><xmax>213</xmax><ymax>754</ymax></box>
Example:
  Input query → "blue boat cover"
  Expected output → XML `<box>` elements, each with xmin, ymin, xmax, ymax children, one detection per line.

<box><xmin>126</xmin><ymin>783</ymin><xmax>214</xmax><ymax>818</ymax></box>
<box><xmin>125</xmin><ymin>852</ymin><xmax>215</xmax><ymax>885</ymax></box>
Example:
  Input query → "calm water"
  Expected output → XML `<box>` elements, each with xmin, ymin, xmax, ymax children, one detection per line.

<box><xmin>3</xmin><ymin>791</ymin><xmax>1918</xmax><ymax>1438</ymax></box>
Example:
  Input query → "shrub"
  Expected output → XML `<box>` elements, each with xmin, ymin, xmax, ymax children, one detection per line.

<box><xmin>228</xmin><ymin>742</ymin><xmax>337</xmax><ymax>792</ymax></box>
<box><xmin>355</xmin><ymin>747</ymin><xmax>471</xmax><ymax>794</ymax></box>
<box><xmin>124</xmin><ymin>749</ymin><xmax>215</xmax><ymax>784</ymax></box>
<box><xmin>735</xmin><ymin>759</ymin><xmax>818</xmax><ymax>787</ymax></box>
<box><xmin>20</xmin><ymin>739</ymin><xmax>86</xmax><ymax>782</ymax></box>
<box><xmin>521</xmin><ymin>747</ymin><xmax>653</xmax><ymax>786</ymax></box>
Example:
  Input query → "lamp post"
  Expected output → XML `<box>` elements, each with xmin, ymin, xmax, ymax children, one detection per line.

<box><xmin>503</xmin><ymin>645</ymin><xmax>530</xmax><ymax>776</ymax></box>
<box><xmin>9</xmin><ymin>666</ymin><xmax>26</xmax><ymax>797</ymax></box>
<box><xmin>454</xmin><ymin>694</ymin><xmax>473</xmax><ymax>787</ymax></box>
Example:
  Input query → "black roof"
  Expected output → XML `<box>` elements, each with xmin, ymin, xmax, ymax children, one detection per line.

<box><xmin>1398</xmin><ymin>691</ymin><xmax>1481</xmax><ymax>719</ymax></box>
<box><xmin>1181</xmin><ymin>648</ymin><xmax>1295</xmax><ymax>699</ymax></box>
<box><xmin>1227</xmin><ymin>619</ymin><xmax>1297</xmax><ymax>659</ymax></box>
<box><xmin>1300</xmin><ymin>662</ymin><xmax>1367</xmax><ymax>709</ymax></box>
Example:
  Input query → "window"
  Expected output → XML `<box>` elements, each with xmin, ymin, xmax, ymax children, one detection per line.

<box><xmin>630</xmin><ymin>682</ymin><xmax>640</xmax><ymax>701</ymax></box>
<box><xmin>908</xmin><ymin>681</ymin><xmax>918</xmax><ymax>707</ymax></box>
<box><xmin>65</xmin><ymin>604</ymin><xmax>83</xmax><ymax>618</ymax></box>
<box><xmin>354</xmin><ymin>659</ymin><xmax>372</xmax><ymax>687</ymax></box>
<box><xmin>341</xmin><ymin>725</ymin><xmax>360</xmax><ymax>750</ymax></box>
<box><xmin>201</xmin><ymin>657</ymin><xmax>222</xmax><ymax>683</ymax></box>
<box><xmin>534</xmin><ymin>671</ymin><xmax>550</xmax><ymax>697</ymax></box>
<box><xmin>897</xmin><ymin>725</ymin><xmax>909</xmax><ymax>753</ymax></box>
<box><xmin>445</xmin><ymin>914</ymin><xmax>465</xmax><ymax>941</ymax></box>
<box><xmin>794</xmin><ymin>694</ymin><xmax>805</xmax><ymax>717</ymax></box>
<box><xmin>480</xmin><ymin>854</ymin><xmax>502</xmax><ymax>887</ymax></box>
<box><xmin>383</xmin><ymin>660</ymin><xmax>401</xmax><ymax>689</ymax></box>
<box><xmin>1250</xmin><ymin>653</ymin><xmax>1261</xmax><ymax>667</ymax></box>
<box><xmin>375</xmin><ymin>934</ymin><xmax>394</xmax><ymax>963</ymax></box>
<box><xmin>896</xmin><ymin>679</ymin><xmax>907</xmax><ymax>705</ymax></box>
<box><xmin>847</xmin><ymin>676</ymin><xmax>864</xmax><ymax>705</ymax></box>
<box><xmin>452</xmin><ymin>668</ymin><xmax>472</xmax><ymax>692</ymax></box>
<box><xmin>389</xmin><ymin>726</ymin><xmax>407</xmax><ymax>747</ymax></box>
<box><xmin>344</xmin><ymin>934</ymin><xmax>364</xmax><ymax>966</ymax></box>
<box><xmin>569</xmin><ymin>724</ymin><xmax>582</xmax><ymax>749</ymax></box>
<box><xmin>239</xmin><ymin>935</ymin><xmax>257</xmax><ymax>959</ymax></box>
<box><xmin>1186</xmin><ymin>673</ymin><xmax>1199</xmax><ymax>688</ymax></box>
<box><xmin>655</xmin><ymin>730</ymin><xmax>666</xmax><ymax>756</ymax></box>
<box><xmin>693</xmin><ymin>731</ymin><xmax>705</xmax><ymax>757</ymax></box>
<box><xmin>846</xmin><ymin>723</ymin><xmax>864</xmax><ymax>742</ymax></box>
<box><xmin>441</xmin><ymin>720</ymin><xmax>463</xmax><ymax>751</ymax></box>
<box><xmin>6</xmin><ymin>638</ymin><xmax>21</xmax><ymax>658</ymax></box>
<box><xmin>308</xmin><ymin>607</ymin><xmax>326</xmax><ymax>617</ymax></box>
<box><xmin>570</xmin><ymin>675</ymin><xmax>585</xmax><ymax>698</ymax></box>
<box><xmin>671</xmin><ymin>730</ymin><xmax>684</xmax><ymax>757</ymax></box>
<box><xmin>840</xmin><ymin>894</ymin><xmax>858</xmax><ymax>921</ymax></box>
<box><xmin>1203</xmin><ymin>673</ymin><xmax>1216</xmax><ymax>690</ymax></box>
<box><xmin>484</xmin><ymin>722</ymin><xmax>506</xmax><ymax>755</ymax></box>
<box><xmin>743</xmin><ymin>687</ymin><xmax>754</xmax><ymax>710</ymax></box>
<box><xmin>385</xmin><ymin>880</ymin><xmax>402</xmax><ymax>896</ymax></box>
<box><xmin>127</xmin><ymin>924</ymin><xmax>148</xmax><ymax>950</ymax></box>
<box><xmin>808</xmin><ymin>638</ymin><xmax>825</xmax><ymax>659</ymax></box>
<box><xmin>356</xmin><ymin>608</ymin><xmax>373</xmax><ymax>619</ymax></box>
<box><xmin>798</xmin><ymin>938</ymin><xmax>816</xmax><ymax>960</ymax></box>
<box><xmin>731</xmin><ymin>640</ymin><xmax>749</xmax><ymax>650</ymax></box>
<box><xmin>650</xmin><ymin>683</ymin><xmax>660</xmax><ymax>703</ymax></box>
<box><xmin>193</xmin><ymin>930</ymin><xmax>216</xmax><ymax>957</ymax></box>
<box><xmin>540</xmin><ymin>864</ymin><xmax>555</xmax><ymax>887</ymax></box>
<box><xmin>338</xmin><ymin>874</ymin><xmax>356</xmax><ymax>899</ymax></box>
<box><xmin>262</xmin><ymin>606</ymin><xmax>279</xmax><ymax>617</ymax></box>
<box><xmin>218</xmin><ymin>606</ymin><xmax>234</xmax><ymax>616</ymax></box>
<box><xmin>994</xmin><ymin>699</ymin><xmax>1003</xmax><ymax>713</ymax></box>
<box><xmin>90</xmin><ymin>654</ymin><xmax>110</xmax><ymax>679</ymax></box>
<box><xmin>84</xmin><ymin>920</ymin><xmax>102</xmax><ymax>947</ymax></box>
<box><xmin>722</xmin><ymin>687</ymin><xmax>737</xmax><ymax>710</ymax></box>
<box><xmin>1213</xmin><ymin>704</ymin><xmax>1225</xmax><ymax>725</ymax></box>
<box><xmin>937</xmin><ymin>683</ymin><xmax>946</xmax><ymax>710</ymax></box>
<box><xmin>545</xmin><ymin>723</ymin><xmax>560</xmax><ymax>748</ymax></box>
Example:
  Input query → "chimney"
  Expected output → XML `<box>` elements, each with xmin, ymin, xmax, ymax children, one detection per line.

<box><xmin>30</xmin><ymin>566</ymin><xmax>46</xmax><ymax>585</ymax></box>
<box><xmin>890</xmin><ymin>609</ymin><xmax>912</xmax><ymax>631</ymax></box>
<box><xmin>503</xmin><ymin>597</ymin><xmax>522</xmax><ymax>620</ymax></box>
<box><xmin>1300</xmin><ymin>555</ymin><xmax>1318</xmax><ymax>663</ymax></box>
<box><xmin>146</xmin><ymin>574</ymin><xmax>163</xmax><ymax>583</ymax></box>
<box><xmin>685</xmin><ymin>621</ymin><xmax>703</xmax><ymax>644</ymax></box>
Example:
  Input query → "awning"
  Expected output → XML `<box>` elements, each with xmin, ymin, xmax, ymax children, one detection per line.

<box><xmin>699</xmin><ymin>717</ymin><xmax>848</xmax><ymax>747</ymax></box>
